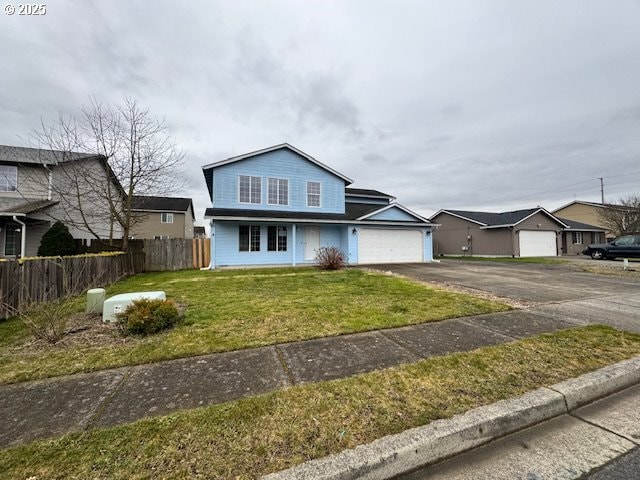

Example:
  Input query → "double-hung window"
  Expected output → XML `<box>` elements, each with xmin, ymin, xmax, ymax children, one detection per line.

<box><xmin>239</xmin><ymin>175</ymin><xmax>261</xmax><ymax>204</ymax></box>
<box><xmin>267</xmin><ymin>178</ymin><xmax>288</xmax><ymax>206</ymax></box>
<box><xmin>267</xmin><ymin>226</ymin><xmax>288</xmax><ymax>251</ymax></box>
<box><xmin>161</xmin><ymin>213</ymin><xmax>174</xmax><ymax>224</ymax></box>
<box><xmin>0</xmin><ymin>165</ymin><xmax>17</xmax><ymax>192</ymax></box>
<box><xmin>307</xmin><ymin>181</ymin><xmax>321</xmax><ymax>207</ymax></box>
<box><xmin>239</xmin><ymin>225</ymin><xmax>261</xmax><ymax>251</ymax></box>
<box><xmin>4</xmin><ymin>228</ymin><xmax>17</xmax><ymax>256</ymax></box>
<box><xmin>572</xmin><ymin>232</ymin><xmax>583</xmax><ymax>244</ymax></box>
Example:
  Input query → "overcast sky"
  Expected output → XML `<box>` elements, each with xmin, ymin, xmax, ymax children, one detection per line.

<box><xmin>1</xmin><ymin>1</ymin><xmax>640</xmax><ymax>223</ymax></box>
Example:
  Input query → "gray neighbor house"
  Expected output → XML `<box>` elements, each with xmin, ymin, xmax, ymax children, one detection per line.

<box><xmin>430</xmin><ymin>208</ymin><xmax>606</xmax><ymax>257</ymax></box>
<box><xmin>0</xmin><ymin>145</ymin><xmax>123</xmax><ymax>258</ymax></box>
<box><xmin>129</xmin><ymin>196</ymin><xmax>196</xmax><ymax>240</ymax></box>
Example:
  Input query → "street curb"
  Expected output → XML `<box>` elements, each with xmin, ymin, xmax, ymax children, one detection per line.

<box><xmin>262</xmin><ymin>356</ymin><xmax>640</xmax><ymax>480</ymax></box>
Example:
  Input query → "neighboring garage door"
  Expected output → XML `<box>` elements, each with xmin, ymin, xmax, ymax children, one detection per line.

<box><xmin>519</xmin><ymin>230</ymin><xmax>557</xmax><ymax>257</ymax></box>
<box><xmin>358</xmin><ymin>228</ymin><xmax>423</xmax><ymax>264</ymax></box>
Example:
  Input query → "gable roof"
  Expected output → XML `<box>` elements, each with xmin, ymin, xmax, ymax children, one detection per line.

<box><xmin>131</xmin><ymin>196</ymin><xmax>195</xmax><ymax>218</ymax></box>
<box><xmin>432</xmin><ymin>208</ymin><xmax>569</xmax><ymax>228</ymax></box>
<box><xmin>201</xmin><ymin>144</ymin><xmax>353</xmax><ymax>197</ymax></box>
<box><xmin>345</xmin><ymin>187</ymin><xmax>395</xmax><ymax>200</ymax></box>
<box><xmin>553</xmin><ymin>200</ymin><xmax>625</xmax><ymax>212</ymax></box>
<box><xmin>205</xmin><ymin>202</ymin><xmax>432</xmax><ymax>225</ymax></box>
<box><xmin>357</xmin><ymin>203</ymin><xmax>430</xmax><ymax>223</ymax></box>
<box><xmin>0</xmin><ymin>145</ymin><xmax>99</xmax><ymax>165</ymax></box>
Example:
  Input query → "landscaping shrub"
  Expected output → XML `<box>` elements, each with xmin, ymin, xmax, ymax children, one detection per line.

<box><xmin>37</xmin><ymin>221</ymin><xmax>77</xmax><ymax>257</ymax></box>
<box><xmin>315</xmin><ymin>246</ymin><xmax>346</xmax><ymax>270</ymax></box>
<box><xmin>117</xmin><ymin>298</ymin><xmax>180</xmax><ymax>336</ymax></box>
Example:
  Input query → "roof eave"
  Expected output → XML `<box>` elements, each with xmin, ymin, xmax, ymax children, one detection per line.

<box><xmin>201</xmin><ymin>143</ymin><xmax>353</xmax><ymax>184</ymax></box>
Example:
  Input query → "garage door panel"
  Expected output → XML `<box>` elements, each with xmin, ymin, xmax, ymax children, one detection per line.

<box><xmin>358</xmin><ymin>229</ymin><xmax>423</xmax><ymax>264</ymax></box>
<box><xmin>519</xmin><ymin>231</ymin><xmax>557</xmax><ymax>257</ymax></box>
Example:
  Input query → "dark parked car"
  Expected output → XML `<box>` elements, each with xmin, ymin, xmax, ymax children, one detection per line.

<box><xmin>583</xmin><ymin>234</ymin><xmax>640</xmax><ymax>260</ymax></box>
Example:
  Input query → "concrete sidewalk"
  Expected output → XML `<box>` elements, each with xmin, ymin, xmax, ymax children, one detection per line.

<box><xmin>0</xmin><ymin>308</ymin><xmax>575</xmax><ymax>449</ymax></box>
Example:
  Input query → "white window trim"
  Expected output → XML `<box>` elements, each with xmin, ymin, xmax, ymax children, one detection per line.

<box><xmin>161</xmin><ymin>212</ymin><xmax>174</xmax><ymax>224</ymax></box>
<box><xmin>0</xmin><ymin>165</ymin><xmax>18</xmax><ymax>192</ymax></box>
<box><xmin>267</xmin><ymin>177</ymin><xmax>289</xmax><ymax>206</ymax></box>
<box><xmin>306</xmin><ymin>181</ymin><xmax>321</xmax><ymax>208</ymax></box>
<box><xmin>268</xmin><ymin>225</ymin><xmax>288</xmax><ymax>252</ymax></box>
<box><xmin>238</xmin><ymin>175</ymin><xmax>262</xmax><ymax>205</ymax></box>
<box><xmin>574</xmin><ymin>232</ymin><xmax>583</xmax><ymax>244</ymax></box>
<box><xmin>239</xmin><ymin>224</ymin><xmax>261</xmax><ymax>252</ymax></box>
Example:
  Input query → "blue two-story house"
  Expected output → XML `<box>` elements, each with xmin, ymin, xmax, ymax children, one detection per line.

<box><xmin>202</xmin><ymin>144</ymin><xmax>434</xmax><ymax>268</ymax></box>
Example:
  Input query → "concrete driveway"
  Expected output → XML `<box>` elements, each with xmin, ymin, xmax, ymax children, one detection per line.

<box><xmin>367</xmin><ymin>260</ymin><xmax>640</xmax><ymax>333</ymax></box>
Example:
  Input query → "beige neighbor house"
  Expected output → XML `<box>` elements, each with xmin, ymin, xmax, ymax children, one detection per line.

<box><xmin>0</xmin><ymin>145</ymin><xmax>123</xmax><ymax>258</ymax></box>
<box><xmin>431</xmin><ymin>208</ymin><xmax>570</xmax><ymax>257</ymax></box>
<box><xmin>130</xmin><ymin>196</ymin><xmax>195</xmax><ymax>239</ymax></box>
<box><xmin>553</xmin><ymin>200</ymin><xmax>625</xmax><ymax>241</ymax></box>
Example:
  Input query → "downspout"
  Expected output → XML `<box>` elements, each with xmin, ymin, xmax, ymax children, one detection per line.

<box><xmin>12</xmin><ymin>215</ymin><xmax>26</xmax><ymax>259</ymax></box>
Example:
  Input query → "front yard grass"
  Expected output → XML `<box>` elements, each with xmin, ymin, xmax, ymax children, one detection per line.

<box><xmin>0</xmin><ymin>267</ymin><xmax>509</xmax><ymax>384</ymax></box>
<box><xmin>1</xmin><ymin>326</ymin><xmax>639</xmax><ymax>480</ymax></box>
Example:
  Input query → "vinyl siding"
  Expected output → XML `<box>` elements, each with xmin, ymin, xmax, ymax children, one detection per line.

<box><xmin>129</xmin><ymin>206</ymin><xmax>194</xmax><ymax>239</ymax></box>
<box><xmin>0</xmin><ymin>163</ymin><xmax>49</xmax><ymax>203</ymax></box>
<box><xmin>211</xmin><ymin>149</ymin><xmax>346</xmax><ymax>213</ymax></box>
<box><xmin>432</xmin><ymin>213</ymin><xmax>514</xmax><ymax>256</ymax></box>
<box><xmin>366</xmin><ymin>207</ymin><xmax>417</xmax><ymax>221</ymax></box>
<box><xmin>553</xmin><ymin>204</ymin><xmax>609</xmax><ymax>231</ymax></box>
<box><xmin>212</xmin><ymin>221</ymin><xmax>349</xmax><ymax>267</ymax></box>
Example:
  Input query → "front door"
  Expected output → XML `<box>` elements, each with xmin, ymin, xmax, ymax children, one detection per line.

<box><xmin>304</xmin><ymin>226</ymin><xmax>320</xmax><ymax>260</ymax></box>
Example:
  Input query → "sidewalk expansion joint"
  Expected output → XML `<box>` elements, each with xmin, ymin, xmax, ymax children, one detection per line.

<box><xmin>456</xmin><ymin>318</ymin><xmax>519</xmax><ymax>341</ymax></box>
<box><xmin>83</xmin><ymin>367</ymin><xmax>133</xmax><ymax>432</ymax></box>
<box><xmin>568</xmin><ymin>411</ymin><xmax>640</xmax><ymax>446</ymax></box>
<box><xmin>274</xmin><ymin>346</ymin><xmax>296</xmax><ymax>386</ymax></box>
<box><xmin>376</xmin><ymin>330</ymin><xmax>424</xmax><ymax>360</ymax></box>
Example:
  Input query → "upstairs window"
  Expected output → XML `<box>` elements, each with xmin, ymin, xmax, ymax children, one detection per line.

<box><xmin>239</xmin><ymin>225</ymin><xmax>261</xmax><ymax>251</ymax></box>
<box><xmin>0</xmin><ymin>165</ymin><xmax>17</xmax><ymax>192</ymax></box>
<box><xmin>307</xmin><ymin>181</ymin><xmax>321</xmax><ymax>207</ymax></box>
<box><xmin>267</xmin><ymin>178</ymin><xmax>289</xmax><ymax>206</ymax></box>
<box><xmin>268</xmin><ymin>226</ymin><xmax>288</xmax><ymax>251</ymax></box>
<box><xmin>239</xmin><ymin>175</ymin><xmax>261</xmax><ymax>204</ymax></box>
<box><xmin>161</xmin><ymin>213</ymin><xmax>174</xmax><ymax>224</ymax></box>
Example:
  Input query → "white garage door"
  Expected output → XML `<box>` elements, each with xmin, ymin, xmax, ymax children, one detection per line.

<box><xmin>519</xmin><ymin>231</ymin><xmax>557</xmax><ymax>257</ymax></box>
<box><xmin>358</xmin><ymin>228</ymin><xmax>423</xmax><ymax>264</ymax></box>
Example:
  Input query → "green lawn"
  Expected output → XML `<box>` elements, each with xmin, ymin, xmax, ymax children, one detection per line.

<box><xmin>442</xmin><ymin>256</ymin><xmax>567</xmax><ymax>265</ymax></box>
<box><xmin>1</xmin><ymin>326</ymin><xmax>638</xmax><ymax>480</ymax></box>
<box><xmin>0</xmin><ymin>267</ymin><xmax>509</xmax><ymax>384</ymax></box>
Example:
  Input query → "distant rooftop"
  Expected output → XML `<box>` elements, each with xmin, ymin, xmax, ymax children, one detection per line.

<box><xmin>0</xmin><ymin>145</ymin><xmax>98</xmax><ymax>165</ymax></box>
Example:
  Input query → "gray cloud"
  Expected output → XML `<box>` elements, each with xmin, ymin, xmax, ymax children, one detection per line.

<box><xmin>1</xmin><ymin>0</ymin><xmax>640</xmax><ymax>223</ymax></box>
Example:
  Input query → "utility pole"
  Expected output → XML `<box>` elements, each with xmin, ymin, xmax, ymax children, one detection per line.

<box><xmin>599</xmin><ymin>177</ymin><xmax>604</xmax><ymax>204</ymax></box>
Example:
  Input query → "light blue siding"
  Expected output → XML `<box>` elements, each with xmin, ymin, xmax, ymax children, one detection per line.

<box><xmin>424</xmin><ymin>227</ymin><xmax>434</xmax><ymax>261</ymax></box>
<box><xmin>213</xmin><ymin>221</ymin><xmax>351</xmax><ymax>267</ymax></box>
<box><xmin>345</xmin><ymin>195</ymin><xmax>388</xmax><ymax>205</ymax></box>
<box><xmin>366</xmin><ymin>206</ymin><xmax>419</xmax><ymax>221</ymax></box>
<box><xmin>347</xmin><ymin>225</ymin><xmax>359</xmax><ymax>264</ymax></box>
<box><xmin>212</xmin><ymin>149</ymin><xmax>346</xmax><ymax>213</ymax></box>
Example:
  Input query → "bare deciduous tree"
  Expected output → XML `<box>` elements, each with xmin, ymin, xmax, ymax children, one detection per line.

<box><xmin>597</xmin><ymin>195</ymin><xmax>640</xmax><ymax>236</ymax></box>
<box><xmin>27</xmin><ymin>97</ymin><xmax>185</xmax><ymax>251</ymax></box>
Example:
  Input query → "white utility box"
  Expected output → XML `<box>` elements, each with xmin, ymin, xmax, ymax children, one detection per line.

<box><xmin>102</xmin><ymin>291</ymin><xmax>166</xmax><ymax>323</ymax></box>
<box><xmin>86</xmin><ymin>288</ymin><xmax>106</xmax><ymax>314</ymax></box>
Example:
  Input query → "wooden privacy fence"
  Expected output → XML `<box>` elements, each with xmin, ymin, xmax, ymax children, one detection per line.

<box><xmin>0</xmin><ymin>238</ymin><xmax>211</xmax><ymax>319</ymax></box>
<box><xmin>0</xmin><ymin>253</ymin><xmax>136</xmax><ymax>320</ymax></box>
<box><xmin>143</xmin><ymin>238</ymin><xmax>210</xmax><ymax>271</ymax></box>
